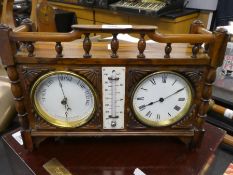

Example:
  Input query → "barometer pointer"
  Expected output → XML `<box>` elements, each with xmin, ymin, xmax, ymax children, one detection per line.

<box><xmin>58</xmin><ymin>76</ymin><xmax>72</xmax><ymax>117</ymax></box>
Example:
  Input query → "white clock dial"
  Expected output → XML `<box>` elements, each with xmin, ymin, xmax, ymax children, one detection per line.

<box><xmin>102</xmin><ymin>67</ymin><xmax>125</xmax><ymax>129</ymax></box>
<box><xmin>132</xmin><ymin>71</ymin><xmax>193</xmax><ymax>127</ymax></box>
<box><xmin>31</xmin><ymin>71</ymin><xmax>96</xmax><ymax>128</ymax></box>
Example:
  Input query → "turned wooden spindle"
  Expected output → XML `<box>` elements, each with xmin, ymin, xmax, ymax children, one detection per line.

<box><xmin>164</xmin><ymin>43</ymin><xmax>172</xmax><ymax>58</ymax></box>
<box><xmin>83</xmin><ymin>33</ymin><xmax>92</xmax><ymax>58</ymax></box>
<box><xmin>137</xmin><ymin>33</ymin><xmax>146</xmax><ymax>59</ymax></box>
<box><xmin>27</xmin><ymin>41</ymin><xmax>34</xmax><ymax>57</ymax></box>
<box><xmin>193</xmin><ymin>68</ymin><xmax>216</xmax><ymax>147</ymax></box>
<box><xmin>7</xmin><ymin>66</ymin><xmax>29</xmax><ymax>129</ymax></box>
<box><xmin>55</xmin><ymin>42</ymin><xmax>63</xmax><ymax>58</ymax></box>
<box><xmin>111</xmin><ymin>33</ymin><xmax>119</xmax><ymax>58</ymax></box>
<box><xmin>191</xmin><ymin>44</ymin><xmax>199</xmax><ymax>58</ymax></box>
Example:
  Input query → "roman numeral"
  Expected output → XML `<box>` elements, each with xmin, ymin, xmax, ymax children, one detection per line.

<box><xmin>174</xmin><ymin>105</ymin><xmax>181</xmax><ymax>111</ymax></box>
<box><xmin>168</xmin><ymin>112</ymin><xmax>171</xmax><ymax>117</ymax></box>
<box><xmin>139</xmin><ymin>105</ymin><xmax>146</xmax><ymax>111</ymax></box>
<box><xmin>178</xmin><ymin>98</ymin><xmax>185</xmax><ymax>101</ymax></box>
<box><xmin>141</xmin><ymin>87</ymin><xmax>148</xmax><ymax>91</ymax></box>
<box><xmin>137</xmin><ymin>97</ymin><xmax>144</xmax><ymax>100</ymax></box>
<box><xmin>150</xmin><ymin>78</ymin><xmax>156</xmax><ymax>85</ymax></box>
<box><xmin>146</xmin><ymin>111</ymin><xmax>152</xmax><ymax>117</ymax></box>
<box><xmin>157</xmin><ymin>114</ymin><xmax>160</xmax><ymax>120</ymax></box>
<box><xmin>172</xmin><ymin>79</ymin><xmax>177</xmax><ymax>86</ymax></box>
<box><xmin>162</xmin><ymin>74</ymin><xmax>167</xmax><ymax>83</ymax></box>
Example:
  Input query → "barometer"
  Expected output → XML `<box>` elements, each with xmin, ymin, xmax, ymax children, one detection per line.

<box><xmin>30</xmin><ymin>71</ymin><xmax>96</xmax><ymax>128</ymax></box>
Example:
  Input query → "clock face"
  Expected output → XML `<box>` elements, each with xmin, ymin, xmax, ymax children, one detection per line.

<box><xmin>132</xmin><ymin>71</ymin><xmax>193</xmax><ymax>127</ymax></box>
<box><xmin>31</xmin><ymin>71</ymin><xmax>96</xmax><ymax>128</ymax></box>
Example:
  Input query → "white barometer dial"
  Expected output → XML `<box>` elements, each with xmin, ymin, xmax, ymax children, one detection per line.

<box><xmin>102</xmin><ymin>67</ymin><xmax>125</xmax><ymax>129</ymax></box>
<box><xmin>31</xmin><ymin>71</ymin><xmax>96</xmax><ymax>128</ymax></box>
<box><xmin>132</xmin><ymin>71</ymin><xmax>193</xmax><ymax>127</ymax></box>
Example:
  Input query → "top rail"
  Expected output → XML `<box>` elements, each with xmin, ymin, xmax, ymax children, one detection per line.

<box><xmin>9</xmin><ymin>24</ymin><xmax>214</xmax><ymax>44</ymax></box>
<box><xmin>10</xmin><ymin>31</ymin><xmax>81</xmax><ymax>42</ymax></box>
<box><xmin>72</xmin><ymin>25</ymin><xmax>157</xmax><ymax>33</ymax></box>
<box><xmin>1</xmin><ymin>23</ymin><xmax>228</xmax><ymax>68</ymax></box>
<box><xmin>147</xmin><ymin>32</ymin><xmax>214</xmax><ymax>43</ymax></box>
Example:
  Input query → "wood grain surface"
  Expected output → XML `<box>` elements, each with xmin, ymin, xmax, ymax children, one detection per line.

<box><xmin>2</xmin><ymin>123</ymin><xmax>225</xmax><ymax>175</ymax></box>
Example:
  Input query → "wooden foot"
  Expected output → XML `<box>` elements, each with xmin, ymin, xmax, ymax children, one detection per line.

<box><xmin>190</xmin><ymin>129</ymin><xmax>206</xmax><ymax>149</ymax></box>
<box><xmin>21</xmin><ymin>130</ymin><xmax>34</xmax><ymax>151</ymax></box>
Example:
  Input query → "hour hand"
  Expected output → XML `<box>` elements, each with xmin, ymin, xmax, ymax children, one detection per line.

<box><xmin>145</xmin><ymin>99</ymin><xmax>160</xmax><ymax>106</ymax></box>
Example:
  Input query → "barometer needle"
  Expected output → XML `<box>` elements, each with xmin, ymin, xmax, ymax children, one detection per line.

<box><xmin>58</xmin><ymin>76</ymin><xmax>72</xmax><ymax>118</ymax></box>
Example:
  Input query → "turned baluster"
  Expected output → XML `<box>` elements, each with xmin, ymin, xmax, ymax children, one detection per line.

<box><xmin>7</xmin><ymin>66</ymin><xmax>29</xmax><ymax>129</ymax></box>
<box><xmin>111</xmin><ymin>33</ymin><xmax>119</xmax><ymax>58</ymax></box>
<box><xmin>55</xmin><ymin>42</ymin><xmax>63</xmax><ymax>58</ymax></box>
<box><xmin>83</xmin><ymin>33</ymin><xmax>92</xmax><ymax>58</ymax></box>
<box><xmin>191</xmin><ymin>43</ymin><xmax>199</xmax><ymax>58</ymax></box>
<box><xmin>137</xmin><ymin>33</ymin><xmax>146</xmax><ymax>59</ymax></box>
<box><xmin>27</xmin><ymin>41</ymin><xmax>34</xmax><ymax>57</ymax></box>
<box><xmin>164</xmin><ymin>43</ymin><xmax>172</xmax><ymax>58</ymax></box>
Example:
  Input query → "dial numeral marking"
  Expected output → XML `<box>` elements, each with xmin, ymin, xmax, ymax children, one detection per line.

<box><xmin>146</xmin><ymin>111</ymin><xmax>152</xmax><ymax>117</ymax></box>
<box><xmin>174</xmin><ymin>105</ymin><xmax>181</xmax><ymax>111</ymax></box>
<box><xmin>59</xmin><ymin>74</ymin><xmax>72</xmax><ymax>82</ymax></box>
<box><xmin>80</xmin><ymin>82</ymin><xmax>85</xmax><ymax>89</ymax></box>
<box><xmin>85</xmin><ymin>89</ymin><xmax>92</xmax><ymax>106</ymax></box>
<box><xmin>178</xmin><ymin>98</ymin><xmax>185</xmax><ymax>101</ymax></box>
<box><xmin>168</xmin><ymin>112</ymin><xmax>171</xmax><ymax>117</ymax></box>
<box><xmin>172</xmin><ymin>79</ymin><xmax>177</xmax><ymax>86</ymax></box>
<box><xmin>137</xmin><ymin>97</ymin><xmax>144</xmax><ymax>100</ymax></box>
<box><xmin>157</xmin><ymin>114</ymin><xmax>160</xmax><ymax>120</ymax></box>
<box><xmin>139</xmin><ymin>105</ymin><xmax>146</xmax><ymax>111</ymax></box>
<box><xmin>47</xmin><ymin>80</ymin><xmax>54</xmax><ymax>87</ymax></box>
<box><xmin>150</xmin><ymin>78</ymin><xmax>156</xmax><ymax>85</ymax></box>
<box><xmin>162</xmin><ymin>74</ymin><xmax>167</xmax><ymax>83</ymax></box>
<box><xmin>141</xmin><ymin>87</ymin><xmax>148</xmax><ymax>91</ymax></box>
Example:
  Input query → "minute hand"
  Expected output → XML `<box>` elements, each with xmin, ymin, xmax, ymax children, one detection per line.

<box><xmin>163</xmin><ymin>87</ymin><xmax>185</xmax><ymax>100</ymax></box>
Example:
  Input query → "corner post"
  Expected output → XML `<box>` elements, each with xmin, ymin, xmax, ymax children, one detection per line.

<box><xmin>0</xmin><ymin>24</ymin><xmax>33</xmax><ymax>150</ymax></box>
<box><xmin>193</xmin><ymin>27</ymin><xmax>229</xmax><ymax>148</ymax></box>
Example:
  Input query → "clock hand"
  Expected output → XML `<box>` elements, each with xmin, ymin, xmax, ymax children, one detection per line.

<box><xmin>145</xmin><ymin>99</ymin><xmax>160</xmax><ymax>107</ymax></box>
<box><xmin>142</xmin><ymin>87</ymin><xmax>185</xmax><ymax>108</ymax></box>
<box><xmin>163</xmin><ymin>87</ymin><xmax>185</xmax><ymax>100</ymax></box>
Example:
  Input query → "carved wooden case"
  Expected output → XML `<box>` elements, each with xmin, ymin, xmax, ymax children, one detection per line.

<box><xmin>0</xmin><ymin>21</ymin><xmax>229</xmax><ymax>150</ymax></box>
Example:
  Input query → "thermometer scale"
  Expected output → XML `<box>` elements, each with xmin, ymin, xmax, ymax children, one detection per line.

<box><xmin>102</xmin><ymin>67</ymin><xmax>125</xmax><ymax>129</ymax></box>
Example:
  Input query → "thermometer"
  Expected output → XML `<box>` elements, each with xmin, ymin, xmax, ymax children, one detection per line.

<box><xmin>102</xmin><ymin>67</ymin><xmax>125</xmax><ymax>129</ymax></box>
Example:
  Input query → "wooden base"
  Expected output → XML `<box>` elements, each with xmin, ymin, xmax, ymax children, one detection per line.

<box><xmin>2</xmin><ymin>123</ymin><xmax>225</xmax><ymax>175</ymax></box>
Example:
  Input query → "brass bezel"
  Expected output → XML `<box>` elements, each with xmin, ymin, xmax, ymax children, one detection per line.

<box><xmin>131</xmin><ymin>71</ymin><xmax>193</xmax><ymax>127</ymax></box>
<box><xmin>30</xmin><ymin>71</ymin><xmax>97</xmax><ymax>128</ymax></box>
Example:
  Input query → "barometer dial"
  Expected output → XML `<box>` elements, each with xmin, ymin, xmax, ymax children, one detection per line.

<box><xmin>31</xmin><ymin>71</ymin><xmax>96</xmax><ymax>128</ymax></box>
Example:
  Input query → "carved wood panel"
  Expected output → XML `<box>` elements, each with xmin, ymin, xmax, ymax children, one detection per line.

<box><xmin>126</xmin><ymin>67</ymin><xmax>206</xmax><ymax>129</ymax></box>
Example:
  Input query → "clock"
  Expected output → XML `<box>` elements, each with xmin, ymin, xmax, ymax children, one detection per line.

<box><xmin>30</xmin><ymin>71</ymin><xmax>96</xmax><ymax>128</ymax></box>
<box><xmin>132</xmin><ymin>71</ymin><xmax>193</xmax><ymax>127</ymax></box>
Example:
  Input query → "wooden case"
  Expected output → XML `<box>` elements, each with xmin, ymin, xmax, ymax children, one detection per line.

<box><xmin>0</xmin><ymin>20</ymin><xmax>229</xmax><ymax>150</ymax></box>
